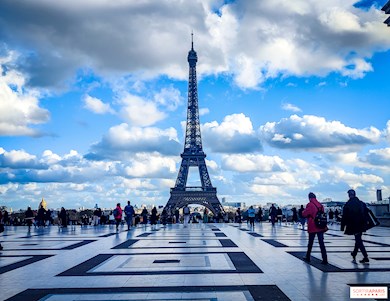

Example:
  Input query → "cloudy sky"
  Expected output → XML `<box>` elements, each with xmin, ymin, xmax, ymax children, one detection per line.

<box><xmin>1</xmin><ymin>0</ymin><xmax>390</xmax><ymax>211</ymax></box>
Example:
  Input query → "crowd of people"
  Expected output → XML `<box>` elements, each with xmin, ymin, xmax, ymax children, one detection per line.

<box><xmin>0</xmin><ymin>189</ymin><xmax>378</xmax><ymax>264</ymax></box>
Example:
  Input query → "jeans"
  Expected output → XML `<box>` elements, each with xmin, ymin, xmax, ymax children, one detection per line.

<box><xmin>306</xmin><ymin>231</ymin><xmax>327</xmax><ymax>262</ymax></box>
<box><xmin>352</xmin><ymin>232</ymin><xmax>368</xmax><ymax>259</ymax></box>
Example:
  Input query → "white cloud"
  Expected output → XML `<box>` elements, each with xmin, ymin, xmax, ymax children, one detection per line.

<box><xmin>83</xmin><ymin>94</ymin><xmax>114</xmax><ymax>114</ymax></box>
<box><xmin>260</xmin><ymin>114</ymin><xmax>381</xmax><ymax>151</ymax></box>
<box><xmin>0</xmin><ymin>147</ymin><xmax>177</xmax><ymax>186</ymax></box>
<box><xmin>87</xmin><ymin>123</ymin><xmax>181</xmax><ymax>159</ymax></box>
<box><xmin>124</xmin><ymin>153</ymin><xmax>177</xmax><ymax>178</ymax></box>
<box><xmin>119</xmin><ymin>94</ymin><xmax>166</xmax><ymax>126</ymax></box>
<box><xmin>0</xmin><ymin>55</ymin><xmax>49</xmax><ymax>136</ymax></box>
<box><xmin>326</xmin><ymin>167</ymin><xmax>383</xmax><ymax>188</ymax></box>
<box><xmin>1</xmin><ymin>1</ymin><xmax>389</xmax><ymax>89</ymax></box>
<box><xmin>199</xmin><ymin>108</ymin><xmax>210</xmax><ymax>116</ymax></box>
<box><xmin>121</xmin><ymin>178</ymin><xmax>156</xmax><ymax>190</ymax></box>
<box><xmin>281</xmin><ymin>103</ymin><xmax>301</xmax><ymax>112</ymax></box>
<box><xmin>340</xmin><ymin>58</ymin><xmax>373</xmax><ymax>79</ymax></box>
<box><xmin>385</xmin><ymin>120</ymin><xmax>390</xmax><ymax>142</ymax></box>
<box><xmin>363</xmin><ymin>148</ymin><xmax>390</xmax><ymax>166</ymax></box>
<box><xmin>0</xmin><ymin>148</ymin><xmax>47</xmax><ymax>169</ymax></box>
<box><xmin>202</xmin><ymin>113</ymin><xmax>262</xmax><ymax>153</ymax></box>
<box><xmin>222</xmin><ymin>154</ymin><xmax>285</xmax><ymax>173</ymax></box>
<box><xmin>154</xmin><ymin>86</ymin><xmax>183</xmax><ymax>111</ymax></box>
<box><xmin>319</xmin><ymin>6</ymin><xmax>361</xmax><ymax>32</ymax></box>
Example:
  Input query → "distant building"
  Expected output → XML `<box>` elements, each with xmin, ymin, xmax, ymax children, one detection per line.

<box><xmin>322</xmin><ymin>200</ymin><xmax>346</xmax><ymax>208</ymax></box>
<box><xmin>377</xmin><ymin>189</ymin><xmax>383</xmax><ymax>201</ymax></box>
<box><xmin>221</xmin><ymin>197</ymin><xmax>245</xmax><ymax>208</ymax></box>
<box><xmin>383</xmin><ymin>1</ymin><xmax>390</xmax><ymax>26</ymax></box>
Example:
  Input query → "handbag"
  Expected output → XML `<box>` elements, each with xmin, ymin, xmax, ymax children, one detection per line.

<box><xmin>364</xmin><ymin>207</ymin><xmax>380</xmax><ymax>231</ymax></box>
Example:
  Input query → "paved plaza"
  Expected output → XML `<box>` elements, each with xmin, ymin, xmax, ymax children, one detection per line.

<box><xmin>0</xmin><ymin>221</ymin><xmax>389</xmax><ymax>301</ymax></box>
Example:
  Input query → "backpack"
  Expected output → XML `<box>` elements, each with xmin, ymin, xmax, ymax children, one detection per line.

<box><xmin>124</xmin><ymin>205</ymin><xmax>134</xmax><ymax>216</ymax></box>
<box><xmin>183</xmin><ymin>207</ymin><xmax>190</xmax><ymax>215</ymax></box>
<box><xmin>113</xmin><ymin>208</ymin><xmax>119</xmax><ymax>218</ymax></box>
<box><xmin>313</xmin><ymin>204</ymin><xmax>327</xmax><ymax>228</ymax></box>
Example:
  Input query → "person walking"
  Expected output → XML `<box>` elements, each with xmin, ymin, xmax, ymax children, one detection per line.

<box><xmin>248</xmin><ymin>206</ymin><xmax>256</xmax><ymax>228</ymax></box>
<box><xmin>292</xmin><ymin>207</ymin><xmax>298</xmax><ymax>224</ymax></box>
<box><xmin>161</xmin><ymin>209</ymin><xmax>168</xmax><ymax>225</ymax></box>
<box><xmin>203</xmin><ymin>208</ymin><xmax>209</xmax><ymax>223</ymax></box>
<box><xmin>3</xmin><ymin>210</ymin><xmax>9</xmax><ymax>225</ymax></box>
<box><xmin>257</xmin><ymin>207</ymin><xmax>263</xmax><ymax>223</ymax></box>
<box><xmin>341</xmin><ymin>189</ymin><xmax>369</xmax><ymax>264</ymax></box>
<box><xmin>25</xmin><ymin>206</ymin><xmax>34</xmax><ymax>230</ymax></box>
<box><xmin>235</xmin><ymin>208</ymin><xmax>242</xmax><ymax>223</ymax></box>
<box><xmin>302</xmin><ymin>192</ymin><xmax>328</xmax><ymax>264</ymax></box>
<box><xmin>93</xmin><ymin>208</ymin><xmax>100</xmax><ymax>226</ymax></box>
<box><xmin>141</xmin><ymin>207</ymin><xmax>148</xmax><ymax>226</ymax></box>
<box><xmin>269</xmin><ymin>204</ymin><xmax>277</xmax><ymax>226</ymax></box>
<box><xmin>276</xmin><ymin>207</ymin><xmax>283</xmax><ymax>225</ymax></box>
<box><xmin>174</xmin><ymin>208</ymin><xmax>180</xmax><ymax>224</ymax></box>
<box><xmin>298</xmin><ymin>205</ymin><xmax>306</xmax><ymax>229</ymax></box>
<box><xmin>37</xmin><ymin>205</ymin><xmax>46</xmax><ymax>227</ymax></box>
<box><xmin>59</xmin><ymin>207</ymin><xmax>67</xmax><ymax>228</ymax></box>
<box><xmin>334</xmin><ymin>209</ymin><xmax>340</xmax><ymax>223</ymax></box>
<box><xmin>46</xmin><ymin>209</ymin><xmax>53</xmax><ymax>226</ymax></box>
<box><xmin>328</xmin><ymin>209</ymin><xmax>334</xmax><ymax>225</ymax></box>
<box><xmin>113</xmin><ymin>203</ymin><xmax>123</xmax><ymax>232</ymax></box>
<box><xmin>183</xmin><ymin>205</ymin><xmax>190</xmax><ymax>227</ymax></box>
<box><xmin>124</xmin><ymin>201</ymin><xmax>135</xmax><ymax>230</ymax></box>
<box><xmin>150</xmin><ymin>206</ymin><xmax>158</xmax><ymax>228</ymax></box>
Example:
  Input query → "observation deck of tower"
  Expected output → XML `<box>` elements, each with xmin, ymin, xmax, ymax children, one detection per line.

<box><xmin>164</xmin><ymin>34</ymin><xmax>224</xmax><ymax>215</ymax></box>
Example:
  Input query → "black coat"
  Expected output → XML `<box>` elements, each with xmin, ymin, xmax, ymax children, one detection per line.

<box><xmin>341</xmin><ymin>197</ymin><xmax>367</xmax><ymax>235</ymax></box>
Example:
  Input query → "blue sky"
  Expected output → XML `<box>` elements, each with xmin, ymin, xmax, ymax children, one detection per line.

<box><xmin>1</xmin><ymin>0</ymin><xmax>390</xmax><ymax>211</ymax></box>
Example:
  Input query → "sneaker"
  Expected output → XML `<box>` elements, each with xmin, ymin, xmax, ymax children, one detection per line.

<box><xmin>302</xmin><ymin>256</ymin><xmax>310</xmax><ymax>262</ymax></box>
<box><xmin>351</xmin><ymin>252</ymin><xmax>356</xmax><ymax>263</ymax></box>
<box><xmin>359</xmin><ymin>258</ymin><xmax>369</xmax><ymax>264</ymax></box>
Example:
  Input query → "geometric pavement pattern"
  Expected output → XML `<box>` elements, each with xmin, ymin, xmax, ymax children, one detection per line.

<box><xmin>1</xmin><ymin>221</ymin><xmax>390</xmax><ymax>300</ymax></box>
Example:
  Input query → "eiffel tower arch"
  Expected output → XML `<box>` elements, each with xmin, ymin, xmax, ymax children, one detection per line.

<box><xmin>165</xmin><ymin>35</ymin><xmax>224</xmax><ymax>216</ymax></box>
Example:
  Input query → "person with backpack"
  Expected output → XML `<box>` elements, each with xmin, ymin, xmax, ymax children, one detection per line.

<box><xmin>302</xmin><ymin>192</ymin><xmax>328</xmax><ymax>264</ymax></box>
<box><xmin>113</xmin><ymin>203</ymin><xmax>123</xmax><ymax>232</ymax></box>
<box><xmin>124</xmin><ymin>201</ymin><xmax>135</xmax><ymax>231</ymax></box>
<box><xmin>247</xmin><ymin>206</ymin><xmax>256</xmax><ymax>229</ymax></box>
<box><xmin>341</xmin><ymin>189</ymin><xmax>369</xmax><ymax>264</ymax></box>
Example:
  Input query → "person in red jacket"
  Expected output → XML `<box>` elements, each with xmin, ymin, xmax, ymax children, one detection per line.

<box><xmin>113</xmin><ymin>203</ymin><xmax>123</xmax><ymax>232</ymax></box>
<box><xmin>302</xmin><ymin>192</ymin><xmax>328</xmax><ymax>264</ymax></box>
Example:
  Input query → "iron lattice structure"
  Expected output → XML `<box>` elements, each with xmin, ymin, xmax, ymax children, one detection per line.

<box><xmin>383</xmin><ymin>1</ymin><xmax>390</xmax><ymax>26</ymax></box>
<box><xmin>165</xmin><ymin>37</ymin><xmax>224</xmax><ymax>216</ymax></box>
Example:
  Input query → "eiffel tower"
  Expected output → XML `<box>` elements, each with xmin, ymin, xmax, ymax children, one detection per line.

<box><xmin>165</xmin><ymin>35</ymin><xmax>224</xmax><ymax>216</ymax></box>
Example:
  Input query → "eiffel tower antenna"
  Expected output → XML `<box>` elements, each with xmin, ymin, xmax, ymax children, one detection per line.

<box><xmin>165</xmin><ymin>34</ymin><xmax>224</xmax><ymax>216</ymax></box>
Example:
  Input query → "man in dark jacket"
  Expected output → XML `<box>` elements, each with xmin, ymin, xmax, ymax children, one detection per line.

<box><xmin>341</xmin><ymin>189</ymin><xmax>369</xmax><ymax>264</ymax></box>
